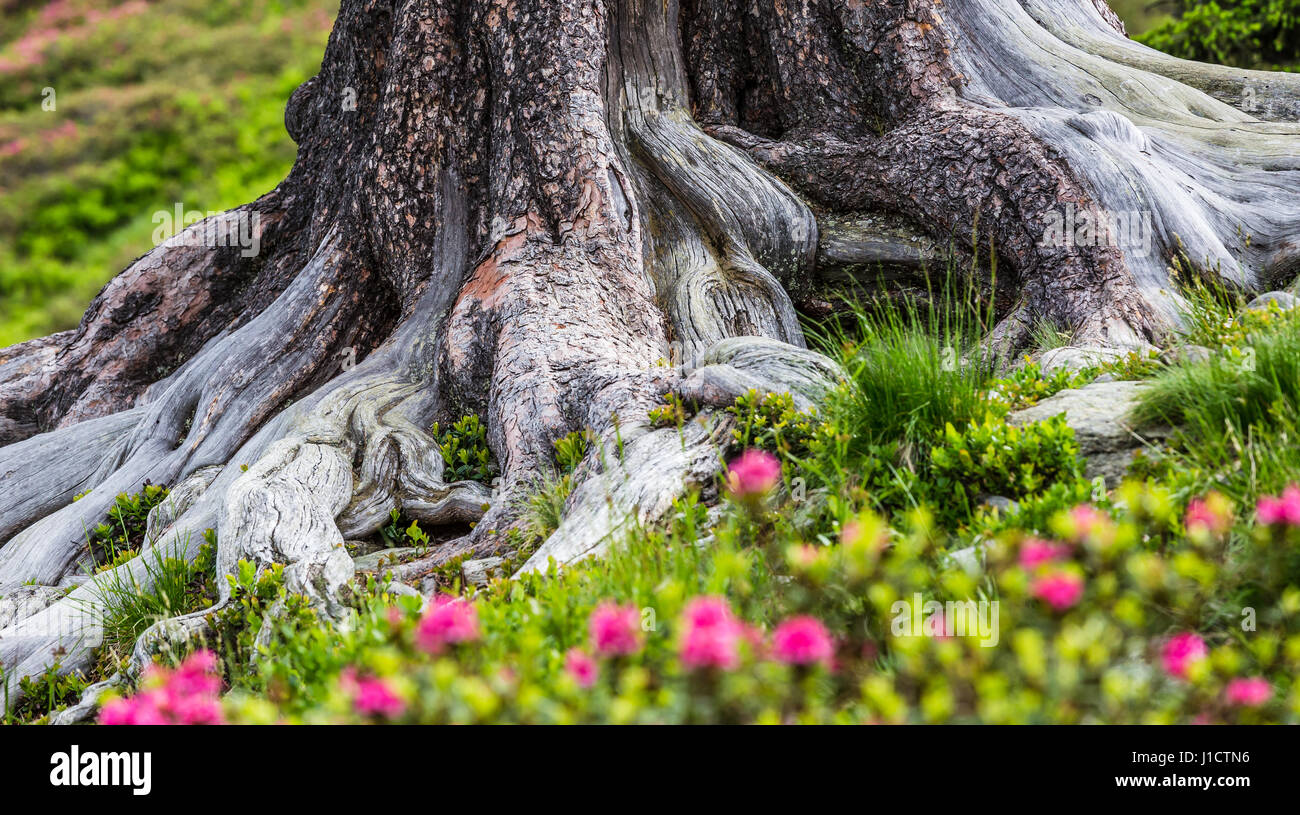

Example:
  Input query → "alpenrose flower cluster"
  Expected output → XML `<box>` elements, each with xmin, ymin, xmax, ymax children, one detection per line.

<box><xmin>341</xmin><ymin>669</ymin><xmax>406</xmax><ymax>719</ymax></box>
<box><xmin>99</xmin><ymin>650</ymin><xmax>224</xmax><ymax>725</ymax></box>
<box><xmin>1185</xmin><ymin>491</ymin><xmax>1233</xmax><ymax>538</ymax></box>
<box><xmin>415</xmin><ymin>594</ymin><xmax>480</xmax><ymax>654</ymax></box>
<box><xmin>1161</xmin><ymin>632</ymin><xmax>1208</xmax><ymax>680</ymax></box>
<box><xmin>1257</xmin><ymin>485</ymin><xmax>1300</xmax><ymax>527</ymax></box>
<box><xmin>563</xmin><ymin>595</ymin><xmax>835</xmax><ymax>684</ymax></box>
<box><xmin>727</xmin><ymin>449</ymin><xmax>782</xmax><ymax>498</ymax></box>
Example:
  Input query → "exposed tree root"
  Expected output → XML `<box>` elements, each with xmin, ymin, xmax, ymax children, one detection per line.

<box><xmin>4</xmin><ymin>0</ymin><xmax>1300</xmax><ymax>713</ymax></box>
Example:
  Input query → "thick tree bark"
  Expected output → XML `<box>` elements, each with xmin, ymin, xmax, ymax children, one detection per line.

<box><xmin>3</xmin><ymin>0</ymin><xmax>1300</xmax><ymax>710</ymax></box>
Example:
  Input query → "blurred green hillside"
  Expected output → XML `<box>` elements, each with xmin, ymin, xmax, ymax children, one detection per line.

<box><xmin>0</xmin><ymin>0</ymin><xmax>335</xmax><ymax>346</ymax></box>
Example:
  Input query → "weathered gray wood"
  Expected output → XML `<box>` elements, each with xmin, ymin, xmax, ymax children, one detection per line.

<box><xmin>4</xmin><ymin>0</ymin><xmax>1300</xmax><ymax>711</ymax></box>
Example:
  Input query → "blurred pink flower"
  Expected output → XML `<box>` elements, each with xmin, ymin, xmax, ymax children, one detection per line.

<box><xmin>564</xmin><ymin>648</ymin><xmax>599</xmax><ymax>688</ymax></box>
<box><xmin>770</xmin><ymin>616</ymin><xmax>834</xmax><ymax>667</ymax></box>
<box><xmin>1018</xmin><ymin>537</ymin><xmax>1071</xmax><ymax>570</ymax></box>
<box><xmin>1065</xmin><ymin>504</ymin><xmax>1113</xmax><ymax>544</ymax></box>
<box><xmin>1031</xmin><ymin>572</ymin><xmax>1084</xmax><ymax>611</ymax></box>
<box><xmin>679</xmin><ymin>596</ymin><xmax>745</xmax><ymax>671</ymax></box>
<box><xmin>415</xmin><ymin>594</ymin><xmax>479</xmax><ymax>654</ymax></box>
<box><xmin>1224</xmin><ymin>677</ymin><xmax>1270</xmax><ymax>707</ymax></box>
<box><xmin>99</xmin><ymin>650</ymin><xmax>224</xmax><ymax>725</ymax></box>
<box><xmin>1160</xmin><ymin>632</ymin><xmax>1207</xmax><ymax>680</ymax></box>
<box><xmin>1185</xmin><ymin>493</ymin><xmax>1233</xmax><ymax>536</ymax></box>
<box><xmin>589</xmin><ymin>602</ymin><xmax>643</xmax><ymax>657</ymax></box>
<box><xmin>343</xmin><ymin>670</ymin><xmax>405</xmax><ymax>719</ymax></box>
<box><xmin>726</xmin><ymin>449</ymin><xmax>781</xmax><ymax>497</ymax></box>
<box><xmin>1257</xmin><ymin>485</ymin><xmax>1300</xmax><ymax>527</ymax></box>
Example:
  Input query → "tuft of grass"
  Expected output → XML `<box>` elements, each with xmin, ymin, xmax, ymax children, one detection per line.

<box><xmin>92</xmin><ymin>534</ymin><xmax>218</xmax><ymax>656</ymax></box>
<box><xmin>521</xmin><ymin>474</ymin><xmax>574</xmax><ymax>542</ymax></box>
<box><xmin>1130</xmin><ymin>296</ymin><xmax>1300</xmax><ymax>506</ymax></box>
<box><xmin>810</xmin><ymin>289</ymin><xmax>995</xmax><ymax>458</ymax></box>
<box><xmin>1030</xmin><ymin>320</ymin><xmax>1073</xmax><ymax>352</ymax></box>
<box><xmin>1133</xmin><ymin>308</ymin><xmax>1300</xmax><ymax>433</ymax></box>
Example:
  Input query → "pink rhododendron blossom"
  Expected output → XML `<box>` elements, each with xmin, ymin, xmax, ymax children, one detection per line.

<box><xmin>564</xmin><ymin>648</ymin><xmax>599</xmax><ymax>688</ymax></box>
<box><xmin>589</xmin><ymin>602</ymin><xmax>643</xmax><ymax>656</ymax></box>
<box><xmin>342</xmin><ymin>670</ymin><xmax>405</xmax><ymax>719</ymax></box>
<box><xmin>98</xmin><ymin>650</ymin><xmax>224</xmax><ymax>725</ymax></box>
<box><xmin>770</xmin><ymin>616</ymin><xmax>834</xmax><ymax>667</ymax></box>
<box><xmin>1160</xmin><ymin>632</ymin><xmax>1208</xmax><ymax>680</ymax></box>
<box><xmin>1065</xmin><ymin>504</ymin><xmax>1113</xmax><ymax>544</ymax></box>
<box><xmin>1018</xmin><ymin>537</ymin><xmax>1071</xmax><ymax>570</ymax></box>
<box><xmin>1224</xmin><ymin>677</ymin><xmax>1271</xmax><ymax>707</ymax></box>
<box><xmin>1031</xmin><ymin>572</ymin><xmax>1084</xmax><ymax>611</ymax></box>
<box><xmin>1185</xmin><ymin>493</ymin><xmax>1233</xmax><ymax>537</ymax></box>
<box><xmin>726</xmin><ymin>449</ymin><xmax>781</xmax><ymax>497</ymax></box>
<box><xmin>415</xmin><ymin>594</ymin><xmax>479</xmax><ymax>654</ymax></box>
<box><xmin>1256</xmin><ymin>485</ymin><xmax>1300</xmax><ymax>527</ymax></box>
<box><xmin>679</xmin><ymin>596</ymin><xmax>745</xmax><ymax>671</ymax></box>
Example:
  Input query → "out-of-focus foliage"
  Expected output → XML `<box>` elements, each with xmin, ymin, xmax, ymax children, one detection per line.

<box><xmin>1138</xmin><ymin>1</ymin><xmax>1300</xmax><ymax>70</ymax></box>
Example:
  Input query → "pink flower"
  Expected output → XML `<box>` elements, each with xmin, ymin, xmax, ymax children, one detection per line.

<box><xmin>564</xmin><ymin>648</ymin><xmax>599</xmax><ymax>688</ymax></box>
<box><xmin>415</xmin><ymin>595</ymin><xmax>480</xmax><ymax>654</ymax></box>
<box><xmin>1185</xmin><ymin>493</ymin><xmax>1233</xmax><ymax>537</ymax></box>
<box><xmin>1224</xmin><ymin>677</ymin><xmax>1271</xmax><ymax>707</ymax></box>
<box><xmin>1018</xmin><ymin>537</ymin><xmax>1071</xmax><ymax>570</ymax></box>
<box><xmin>588</xmin><ymin>602</ymin><xmax>643</xmax><ymax>656</ymax></box>
<box><xmin>98</xmin><ymin>695</ymin><xmax>169</xmax><ymax>726</ymax></box>
<box><xmin>1031</xmin><ymin>572</ymin><xmax>1084</xmax><ymax>611</ymax></box>
<box><xmin>1256</xmin><ymin>485</ymin><xmax>1300</xmax><ymax>527</ymax></box>
<box><xmin>770</xmin><ymin>616</ymin><xmax>834</xmax><ymax>667</ymax></box>
<box><xmin>1161</xmin><ymin>632</ymin><xmax>1208</xmax><ymax>680</ymax></box>
<box><xmin>98</xmin><ymin>650</ymin><xmax>224</xmax><ymax>725</ymax></box>
<box><xmin>679</xmin><ymin>596</ymin><xmax>746</xmax><ymax>671</ymax></box>
<box><xmin>1064</xmin><ymin>504</ymin><xmax>1113</xmax><ymax>545</ymax></box>
<box><xmin>726</xmin><ymin>449</ymin><xmax>781</xmax><ymax>497</ymax></box>
<box><xmin>342</xmin><ymin>670</ymin><xmax>405</xmax><ymax>719</ymax></box>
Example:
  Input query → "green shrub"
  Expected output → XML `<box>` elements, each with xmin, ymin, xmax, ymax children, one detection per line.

<box><xmin>432</xmin><ymin>415</ymin><xmax>496</xmax><ymax>483</ymax></box>
<box><xmin>725</xmin><ymin>390</ymin><xmax>825</xmax><ymax>458</ymax></box>
<box><xmin>928</xmin><ymin>414</ymin><xmax>1086</xmax><ymax>526</ymax></box>
<box><xmin>84</xmin><ymin>482</ymin><xmax>170</xmax><ymax>571</ymax></box>
<box><xmin>3</xmin><ymin>663</ymin><xmax>89</xmax><ymax>725</ymax></box>
<box><xmin>552</xmin><ymin>429</ymin><xmax>592</xmax><ymax>474</ymax></box>
<box><xmin>1140</xmin><ymin>0</ymin><xmax>1300</xmax><ymax>71</ymax></box>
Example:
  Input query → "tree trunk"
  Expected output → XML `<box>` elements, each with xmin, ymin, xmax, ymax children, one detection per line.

<box><xmin>3</xmin><ymin>0</ymin><xmax>1299</xmax><ymax>709</ymax></box>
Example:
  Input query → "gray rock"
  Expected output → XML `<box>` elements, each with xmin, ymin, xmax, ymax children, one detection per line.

<box><xmin>382</xmin><ymin>580</ymin><xmax>427</xmax><ymax>611</ymax></box>
<box><xmin>1160</xmin><ymin>344</ymin><xmax>1212</xmax><ymax>367</ymax></box>
<box><xmin>945</xmin><ymin>545</ymin><xmax>983</xmax><ymax>575</ymax></box>
<box><xmin>344</xmin><ymin>539</ymin><xmax>388</xmax><ymax>557</ymax></box>
<box><xmin>462</xmin><ymin>557</ymin><xmax>506</xmax><ymax>587</ymax></box>
<box><xmin>1245</xmin><ymin>291</ymin><xmax>1298</xmax><ymax>312</ymax></box>
<box><xmin>977</xmin><ymin>495</ymin><xmax>1017</xmax><ymax>514</ymax></box>
<box><xmin>1038</xmin><ymin>345</ymin><xmax>1125</xmax><ymax>375</ymax></box>
<box><xmin>352</xmin><ymin>547</ymin><xmax>421</xmax><ymax>572</ymax></box>
<box><xmin>1008</xmin><ymin>380</ymin><xmax>1167</xmax><ymax>487</ymax></box>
